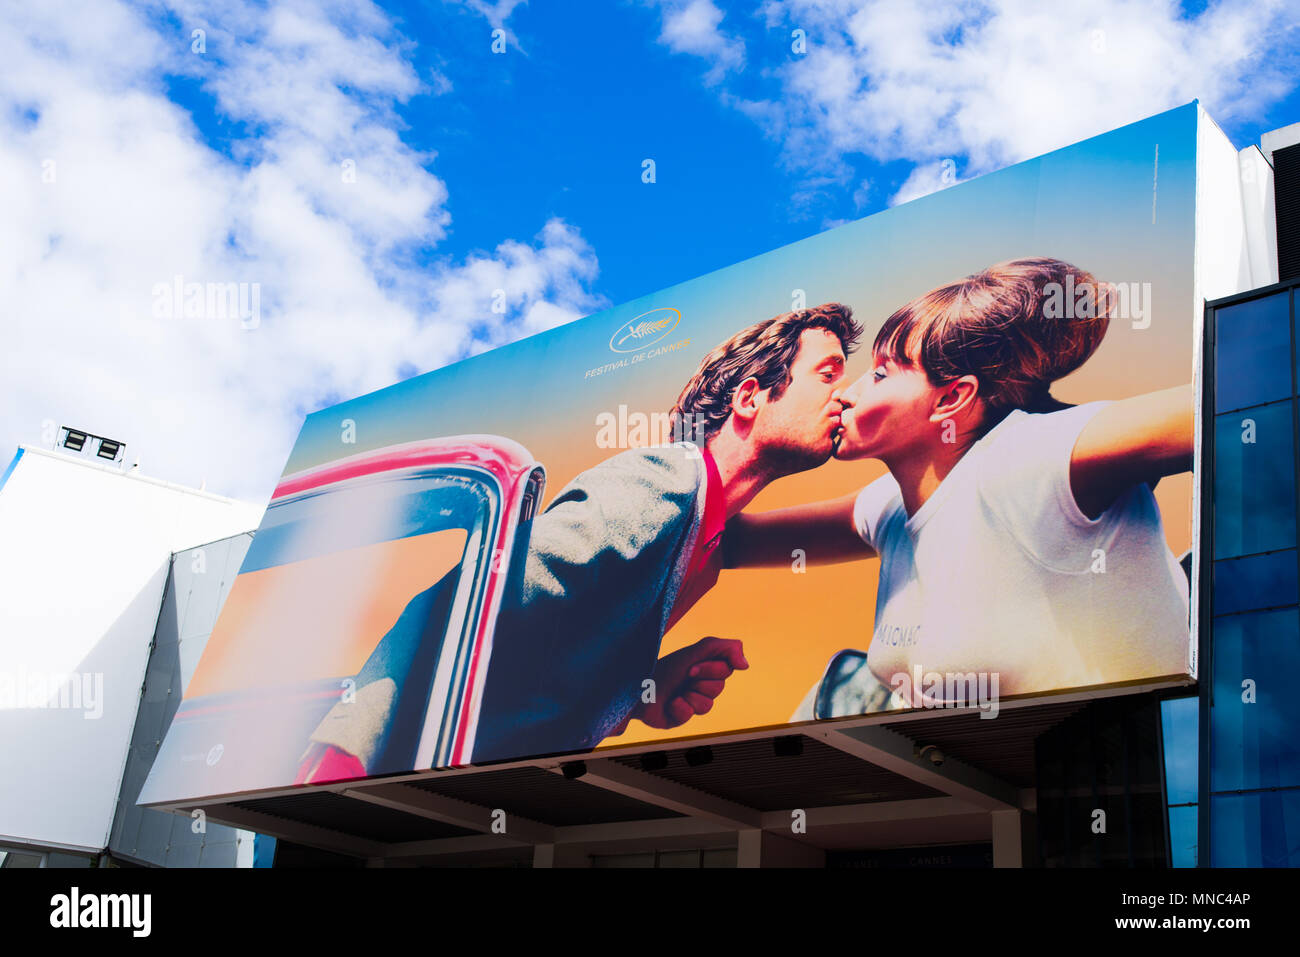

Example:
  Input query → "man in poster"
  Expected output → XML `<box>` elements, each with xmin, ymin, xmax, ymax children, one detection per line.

<box><xmin>296</xmin><ymin>303</ymin><xmax>862</xmax><ymax>778</ymax></box>
<box><xmin>472</xmin><ymin>302</ymin><xmax>862</xmax><ymax>762</ymax></box>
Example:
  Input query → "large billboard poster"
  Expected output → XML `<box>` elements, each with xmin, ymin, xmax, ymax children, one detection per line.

<box><xmin>141</xmin><ymin>103</ymin><xmax>1199</xmax><ymax>806</ymax></box>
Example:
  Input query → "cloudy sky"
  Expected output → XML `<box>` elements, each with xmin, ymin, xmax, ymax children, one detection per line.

<box><xmin>4</xmin><ymin>0</ymin><xmax>1299</xmax><ymax>501</ymax></box>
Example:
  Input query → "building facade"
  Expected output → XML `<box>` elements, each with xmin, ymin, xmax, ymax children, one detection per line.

<box><xmin>5</xmin><ymin>109</ymin><xmax>1300</xmax><ymax>869</ymax></box>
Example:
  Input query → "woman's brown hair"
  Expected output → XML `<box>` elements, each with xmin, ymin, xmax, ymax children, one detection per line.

<box><xmin>874</xmin><ymin>257</ymin><xmax>1115</xmax><ymax>429</ymax></box>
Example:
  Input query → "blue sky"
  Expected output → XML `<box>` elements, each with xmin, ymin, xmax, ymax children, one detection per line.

<box><xmin>380</xmin><ymin>0</ymin><xmax>1300</xmax><ymax>303</ymax></box>
<box><xmin>161</xmin><ymin>0</ymin><xmax>1300</xmax><ymax>309</ymax></box>
<box><xmin>386</xmin><ymin>0</ymin><xmax>836</xmax><ymax>305</ymax></box>
<box><xmin>4</xmin><ymin>0</ymin><xmax>1300</xmax><ymax>499</ymax></box>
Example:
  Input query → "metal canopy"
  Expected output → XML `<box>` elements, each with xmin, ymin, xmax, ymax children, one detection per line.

<box><xmin>174</xmin><ymin>694</ymin><xmax>1117</xmax><ymax>865</ymax></box>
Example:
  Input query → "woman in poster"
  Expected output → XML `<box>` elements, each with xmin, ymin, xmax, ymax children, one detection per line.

<box><xmin>724</xmin><ymin>258</ymin><xmax>1194</xmax><ymax>713</ymax></box>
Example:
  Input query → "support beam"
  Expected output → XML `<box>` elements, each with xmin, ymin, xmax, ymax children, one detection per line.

<box><xmin>382</xmin><ymin>795</ymin><xmax>992</xmax><ymax>859</ymax></box>
<box><xmin>340</xmin><ymin>782</ymin><xmax>555</xmax><ymax>845</ymax></box>
<box><xmin>561</xmin><ymin>760</ymin><xmax>762</xmax><ymax>829</ymax></box>
<box><xmin>758</xmin><ymin>796</ymin><xmax>981</xmax><ymax>830</ymax></box>
<box><xmin>736</xmin><ymin>829</ymin><xmax>824</xmax><ymax>868</ymax></box>
<box><xmin>197</xmin><ymin>805</ymin><xmax>386</xmax><ymax>859</ymax></box>
<box><xmin>991</xmin><ymin>809</ymin><xmax>1037</xmax><ymax>868</ymax></box>
<box><xmin>736</xmin><ymin>829</ymin><xmax>762</xmax><ymax>868</ymax></box>
<box><xmin>809</xmin><ymin>725</ymin><xmax>1019</xmax><ymax>810</ymax></box>
<box><xmin>533</xmin><ymin>844</ymin><xmax>555</xmax><ymax>868</ymax></box>
<box><xmin>991</xmin><ymin>810</ymin><xmax>1021</xmax><ymax>867</ymax></box>
<box><xmin>555</xmin><ymin>815</ymin><xmax>733</xmax><ymax>846</ymax></box>
<box><xmin>387</xmin><ymin>817</ymin><xmax>730</xmax><ymax>859</ymax></box>
<box><xmin>385</xmin><ymin>833</ymin><xmax>519</xmax><ymax>859</ymax></box>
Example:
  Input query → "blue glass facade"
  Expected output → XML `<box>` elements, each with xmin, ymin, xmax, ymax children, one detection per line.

<box><xmin>1161</xmin><ymin>696</ymin><xmax>1198</xmax><ymax>867</ymax></box>
<box><xmin>1202</xmin><ymin>283</ymin><xmax>1300</xmax><ymax>867</ymax></box>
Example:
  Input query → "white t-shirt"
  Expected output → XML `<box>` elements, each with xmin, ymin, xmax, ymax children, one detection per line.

<box><xmin>853</xmin><ymin>401</ymin><xmax>1191</xmax><ymax>707</ymax></box>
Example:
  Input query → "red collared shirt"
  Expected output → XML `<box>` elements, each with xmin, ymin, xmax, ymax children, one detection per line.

<box><xmin>664</xmin><ymin>447</ymin><xmax>726</xmax><ymax>632</ymax></box>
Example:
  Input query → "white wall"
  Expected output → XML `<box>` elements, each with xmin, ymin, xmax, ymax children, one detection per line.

<box><xmin>1187</xmin><ymin>108</ymin><xmax>1282</xmax><ymax>681</ymax></box>
<box><xmin>0</xmin><ymin>445</ymin><xmax>261</xmax><ymax>853</ymax></box>
<box><xmin>1195</xmin><ymin>106</ymin><xmax>1279</xmax><ymax>304</ymax></box>
<box><xmin>110</xmin><ymin>531</ymin><xmax>263</xmax><ymax>867</ymax></box>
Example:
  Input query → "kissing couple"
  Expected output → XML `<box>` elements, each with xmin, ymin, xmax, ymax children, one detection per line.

<box><xmin>299</xmin><ymin>257</ymin><xmax>1192</xmax><ymax>778</ymax></box>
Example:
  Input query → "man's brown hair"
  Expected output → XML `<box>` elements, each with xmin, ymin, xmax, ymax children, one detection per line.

<box><xmin>670</xmin><ymin>303</ymin><xmax>863</xmax><ymax>445</ymax></box>
<box><xmin>874</xmin><ymin>258</ymin><xmax>1113</xmax><ymax>428</ymax></box>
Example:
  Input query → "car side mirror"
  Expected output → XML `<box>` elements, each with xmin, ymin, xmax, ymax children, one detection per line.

<box><xmin>815</xmin><ymin>649</ymin><xmax>895</xmax><ymax>719</ymax></box>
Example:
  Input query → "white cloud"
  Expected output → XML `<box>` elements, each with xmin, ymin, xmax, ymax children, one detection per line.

<box><xmin>449</xmin><ymin>0</ymin><xmax>529</xmax><ymax>51</ymax></box>
<box><xmin>650</xmin><ymin>0</ymin><xmax>746</xmax><ymax>83</ymax></box>
<box><xmin>0</xmin><ymin>0</ymin><xmax>604</xmax><ymax>502</ymax></box>
<box><xmin>658</xmin><ymin>0</ymin><xmax>1300</xmax><ymax>201</ymax></box>
<box><xmin>851</xmin><ymin>177</ymin><xmax>872</xmax><ymax>209</ymax></box>
<box><xmin>454</xmin><ymin>0</ymin><xmax>529</xmax><ymax>30</ymax></box>
<box><xmin>889</xmin><ymin>159</ymin><xmax>964</xmax><ymax>206</ymax></box>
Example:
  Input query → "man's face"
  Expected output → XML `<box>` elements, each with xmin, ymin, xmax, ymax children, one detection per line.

<box><xmin>754</xmin><ymin>328</ymin><xmax>847</xmax><ymax>473</ymax></box>
<box><xmin>834</xmin><ymin>352</ymin><xmax>937</xmax><ymax>461</ymax></box>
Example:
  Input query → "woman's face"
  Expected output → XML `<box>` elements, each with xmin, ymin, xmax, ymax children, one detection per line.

<box><xmin>834</xmin><ymin>354</ymin><xmax>940</xmax><ymax>461</ymax></box>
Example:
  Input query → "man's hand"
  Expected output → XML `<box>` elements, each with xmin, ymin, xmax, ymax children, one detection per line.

<box><xmin>633</xmin><ymin>636</ymin><xmax>749</xmax><ymax>730</ymax></box>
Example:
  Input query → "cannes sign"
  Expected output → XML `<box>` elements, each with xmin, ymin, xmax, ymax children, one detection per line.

<box><xmin>609</xmin><ymin>307</ymin><xmax>681</xmax><ymax>353</ymax></box>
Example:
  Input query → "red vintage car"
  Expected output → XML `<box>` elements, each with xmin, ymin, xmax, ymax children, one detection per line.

<box><xmin>139</xmin><ymin>436</ymin><xmax>544</xmax><ymax>806</ymax></box>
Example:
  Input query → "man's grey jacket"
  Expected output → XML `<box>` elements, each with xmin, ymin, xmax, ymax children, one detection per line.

<box><xmin>472</xmin><ymin>443</ymin><xmax>708</xmax><ymax>762</ymax></box>
<box><xmin>300</xmin><ymin>444</ymin><xmax>708</xmax><ymax>773</ymax></box>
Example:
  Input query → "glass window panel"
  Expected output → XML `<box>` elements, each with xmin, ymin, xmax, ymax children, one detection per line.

<box><xmin>1215</xmin><ymin>292</ymin><xmax>1291</xmax><ymax>412</ymax></box>
<box><xmin>253</xmin><ymin>834</ymin><xmax>276</xmax><ymax>868</ymax></box>
<box><xmin>1210</xmin><ymin>788</ymin><xmax>1300</xmax><ymax>867</ymax></box>
<box><xmin>0</xmin><ymin>850</ymin><xmax>44</xmax><ymax>868</ymax></box>
<box><xmin>1161</xmin><ymin>696</ymin><xmax>1198</xmax><ymax>805</ymax></box>
<box><xmin>1213</xmin><ymin>549</ymin><xmax>1299</xmax><ymax>615</ymax></box>
<box><xmin>1213</xmin><ymin>402</ymin><xmax>1296</xmax><ymax>559</ymax></box>
<box><xmin>1211</xmin><ymin>608</ymin><xmax>1300</xmax><ymax>791</ymax></box>
<box><xmin>1167</xmin><ymin>804</ymin><xmax>1198</xmax><ymax>868</ymax></box>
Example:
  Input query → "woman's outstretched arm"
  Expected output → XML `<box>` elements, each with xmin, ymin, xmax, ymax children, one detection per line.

<box><xmin>1070</xmin><ymin>383</ymin><xmax>1194</xmax><ymax>520</ymax></box>
<box><xmin>722</xmin><ymin>490</ymin><xmax>873</xmax><ymax>569</ymax></box>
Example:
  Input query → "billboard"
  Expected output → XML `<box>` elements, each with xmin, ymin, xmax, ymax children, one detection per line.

<box><xmin>141</xmin><ymin>103</ymin><xmax>1200</xmax><ymax>806</ymax></box>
